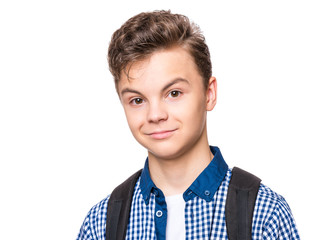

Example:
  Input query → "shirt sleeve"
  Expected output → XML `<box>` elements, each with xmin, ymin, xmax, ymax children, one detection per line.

<box><xmin>77</xmin><ymin>210</ymin><xmax>93</xmax><ymax>240</ymax></box>
<box><xmin>76</xmin><ymin>195</ymin><xmax>110</xmax><ymax>240</ymax></box>
<box><xmin>262</xmin><ymin>195</ymin><xmax>300</xmax><ymax>239</ymax></box>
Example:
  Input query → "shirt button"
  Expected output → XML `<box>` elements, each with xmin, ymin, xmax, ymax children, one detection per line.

<box><xmin>156</xmin><ymin>210</ymin><xmax>163</xmax><ymax>217</ymax></box>
<box><xmin>204</xmin><ymin>190</ymin><xmax>210</xmax><ymax>196</ymax></box>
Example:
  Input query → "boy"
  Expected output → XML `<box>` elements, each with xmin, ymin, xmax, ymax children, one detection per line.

<box><xmin>77</xmin><ymin>10</ymin><xmax>299</xmax><ymax>239</ymax></box>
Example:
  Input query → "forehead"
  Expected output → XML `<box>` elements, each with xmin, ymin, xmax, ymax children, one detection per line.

<box><xmin>118</xmin><ymin>46</ymin><xmax>202</xmax><ymax>93</ymax></box>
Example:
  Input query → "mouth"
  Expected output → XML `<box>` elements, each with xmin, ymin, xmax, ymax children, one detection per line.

<box><xmin>146</xmin><ymin>129</ymin><xmax>177</xmax><ymax>140</ymax></box>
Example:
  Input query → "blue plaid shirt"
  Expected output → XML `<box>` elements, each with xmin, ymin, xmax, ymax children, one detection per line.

<box><xmin>77</xmin><ymin>146</ymin><xmax>300</xmax><ymax>239</ymax></box>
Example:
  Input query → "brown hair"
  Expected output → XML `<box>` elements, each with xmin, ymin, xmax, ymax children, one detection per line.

<box><xmin>108</xmin><ymin>10</ymin><xmax>212</xmax><ymax>91</ymax></box>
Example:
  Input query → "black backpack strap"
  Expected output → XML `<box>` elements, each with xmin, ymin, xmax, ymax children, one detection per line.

<box><xmin>106</xmin><ymin>169</ymin><xmax>142</xmax><ymax>240</ymax></box>
<box><xmin>225</xmin><ymin>167</ymin><xmax>261</xmax><ymax>240</ymax></box>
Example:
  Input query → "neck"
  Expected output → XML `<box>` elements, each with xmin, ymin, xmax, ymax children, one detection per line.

<box><xmin>148</xmin><ymin>129</ymin><xmax>213</xmax><ymax>197</ymax></box>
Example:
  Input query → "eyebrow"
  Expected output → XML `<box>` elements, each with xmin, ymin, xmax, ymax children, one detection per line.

<box><xmin>161</xmin><ymin>78</ymin><xmax>190</xmax><ymax>92</ymax></box>
<box><xmin>120</xmin><ymin>78</ymin><xmax>190</xmax><ymax>96</ymax></box>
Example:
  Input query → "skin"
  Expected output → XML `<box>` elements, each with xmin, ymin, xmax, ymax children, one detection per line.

<box><xmin>118</xmin><ymin>46</ymin><xmax>217</xmax><ymax>196</ymax></box>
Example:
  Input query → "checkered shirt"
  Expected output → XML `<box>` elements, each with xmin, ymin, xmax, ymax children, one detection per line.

<box><xmin>77</xmin><ymin>147</ymin><xmax>300</xmax><ymax>239</ymax></box>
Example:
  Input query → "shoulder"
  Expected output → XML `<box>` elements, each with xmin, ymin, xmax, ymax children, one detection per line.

<box><xmin>255</xmin><ymin>183</ymin><xmax>291</xmax><ymax>220</ymax></box>
<box><xmin>226</xmin><ymin>168</ymin><xmax>300</xmax><ymax>239</ymax></box>
<box><xmin>77</xmin><ymin>170</ymin><xmax>143</xmax><ymax>240</ymax></box>
<box><xmin>253</xmin><ymin>184</ymin><xmax>300</xmax><ymax>239</ymax></box>
<box><xmin>76</xmin><ymin>195</ymin><xmax>111</xmax><ymax>240</ymax></box>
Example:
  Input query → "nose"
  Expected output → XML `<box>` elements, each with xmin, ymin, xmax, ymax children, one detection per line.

<box><xmin>147</xmin><ymin>101</ymin><xmax>168</xmax><ymax>123</ymax></box>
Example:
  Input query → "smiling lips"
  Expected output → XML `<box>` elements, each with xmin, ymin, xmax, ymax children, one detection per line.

<box><xmin>147</xmin><ymin>129</ymin><xmax>177</xmax><ymax>140</ymax></box>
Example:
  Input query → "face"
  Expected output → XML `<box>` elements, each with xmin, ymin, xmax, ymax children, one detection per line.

<box><xmin>118</xmin><ymin>46</ymin><xmax>216</xmax><ymax>161</ymax></box>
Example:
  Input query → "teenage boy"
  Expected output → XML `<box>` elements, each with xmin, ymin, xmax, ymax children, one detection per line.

<box><xmin>77</xmin><ymin>10</ymin><xmax>299</xmax><ymax>239</ymax></box>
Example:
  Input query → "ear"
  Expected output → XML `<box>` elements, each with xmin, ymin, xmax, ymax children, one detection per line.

<box><xmin>206</xmin><ymin>76</ymin><xmax>217</xmax><ymax>111</ymax></box>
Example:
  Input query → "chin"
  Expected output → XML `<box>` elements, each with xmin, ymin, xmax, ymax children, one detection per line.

<box><xmin>146</xmin><ymin>142</ymin><xmax>186</xmax><ymax>160</ymax></box>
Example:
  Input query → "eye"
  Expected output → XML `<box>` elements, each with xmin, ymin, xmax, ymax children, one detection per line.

<box><xmin>169</xmin><ymin>90</ymin><xmax>181</xmax><ymax>98</ymax></box>
<box><xmin>130</xmin><ymin>98</ymin><xmax>143</xmax><ymax>105</ymax></box>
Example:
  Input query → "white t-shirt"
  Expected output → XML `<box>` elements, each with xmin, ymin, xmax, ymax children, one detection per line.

<box><xmin>165</xmin><ymin>194</ymin><xmax>186</xmax><ymax>239</ymax></box>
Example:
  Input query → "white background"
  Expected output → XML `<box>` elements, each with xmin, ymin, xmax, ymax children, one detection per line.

<box><xmin>0</xmin><ymin>0</ymin><xmax>313</xmax><ymax>239</ymax></box>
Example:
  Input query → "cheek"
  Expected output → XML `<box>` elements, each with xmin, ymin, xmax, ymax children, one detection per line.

<box><xmin>124</xmin><ymin>108</ymin><xmax>145</xmax><ymax>133</ymax></box>
<box><xmin>172</xmin><ymin>94</ymin><xmax>207</xmax><ymax>121</ymax></box>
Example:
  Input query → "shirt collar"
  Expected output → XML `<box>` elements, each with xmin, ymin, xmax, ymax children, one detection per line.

<box><xmin>183</xmin><ymin>146</ymin><xmax>228</xmax><ymax>202</ymax></box>
<box><xmin>140</xmin><ymin>159</ymin><xmax>157</xmax><ymax>204</ymax></box>
<box><xmin>140</xmin><ymin>146</ymin><xmax>228</xmax><ymax>204</ymax></box>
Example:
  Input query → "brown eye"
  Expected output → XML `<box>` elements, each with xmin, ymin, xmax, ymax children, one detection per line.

<box><xmin>169</xmin><ymin>91</ymin><xmax>181</xmax><ymax>98</ymax></box>
<box><xmin>131</xmin><ymin>98</ymin><xmax>143</xmax><ymax>105</ymax></box>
